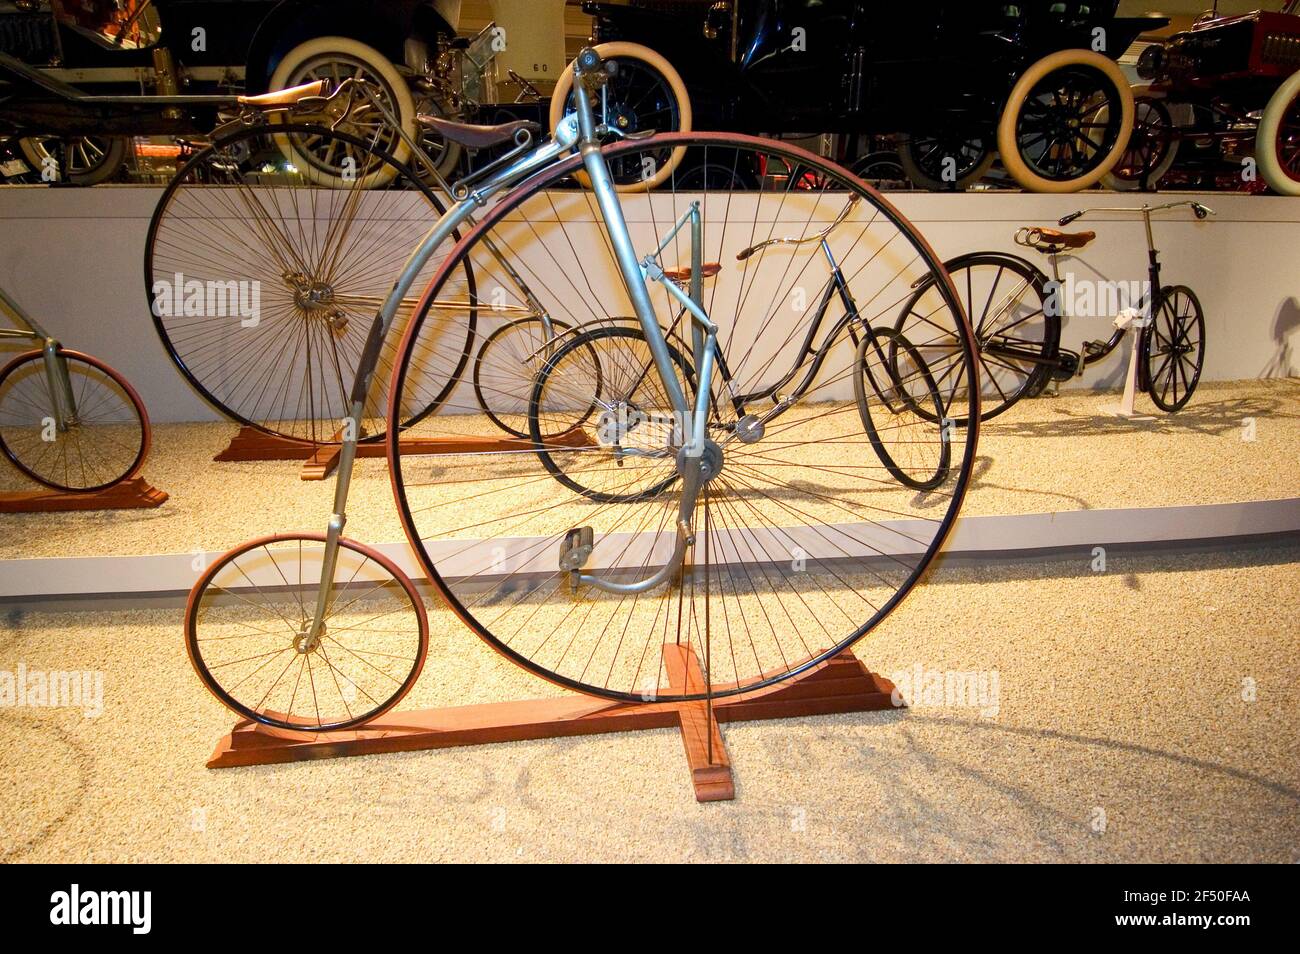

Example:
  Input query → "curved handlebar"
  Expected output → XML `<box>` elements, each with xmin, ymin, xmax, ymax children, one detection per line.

<box><xmin>1058</xmin><ymin>200</ymin><xmax>1216</xmax><ymax>227</ymax></box>
<box><xmin>736</xmin><ymin>194</ymin><xmax>861</xmax><ymax>260</ymax></box>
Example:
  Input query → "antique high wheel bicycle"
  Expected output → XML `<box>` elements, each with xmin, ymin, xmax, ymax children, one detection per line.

<box><xmin>185</xmin><ymin>51</ymin><xmax>980</xmax><ymax>729</ymax></box>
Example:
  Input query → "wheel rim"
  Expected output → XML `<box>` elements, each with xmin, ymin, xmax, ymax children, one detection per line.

<box><xmin>896</xmin><ymin>256</ymin><xmax>1052</xmax><ymax>422</ymax></box>
<box><xmin>281</xmin><ymin>58</ymin><xmax>406</xmax><ymax>180</ymax></box>
<box><xmin>473</xmin><ymin>316</ymin><xmax>581</xmax><ymax>438</ymax></box>
<box><xmin>1144</xmin><ymin>289</ymin><xmax>1204</xmax><ymax>412</ymax></box>
<box><xmin>388</xmin><ymin>132</ymin><xmax>979</xmax><ymax>702</ymax></box>
<box><xmin>904</xmin><ymin>133</ymin><xmax>991</xmax><ymax>188</ymax></box>
<box><xmin>186</xmin><ymin>534</ymin><xmax>427</xmax><ymax>731</ymax></box>
<box><xmin>1109</xmin><ymin>99</ymin><xmax>1174</xmax><ymax>184</ymax></box>
<box><xmin>0</xmin><ymin>350</ymin><xmax>148</xmax><ymax>492</ymax></box>
<box><xmin>145</xmin><ymin>122</ymin><xmax>474</xmax><ymax>444</ymax></box>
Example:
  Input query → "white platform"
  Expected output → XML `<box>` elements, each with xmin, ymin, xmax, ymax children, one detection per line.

<box><xmin>3</xmin><ymin>497</ymin><xmax>1296</xmax><ymax>600</ymax></box>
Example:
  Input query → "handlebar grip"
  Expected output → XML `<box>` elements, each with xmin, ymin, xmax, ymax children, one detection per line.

<box><xmin>575</xmin><ymin>47</ymin><xmax>603</xmax><ymax>75</ymax></box>
<box><xmin>1058</xmin><ymin>211</ymin><xmax>1083</xmax><ymax>226</ymax></box>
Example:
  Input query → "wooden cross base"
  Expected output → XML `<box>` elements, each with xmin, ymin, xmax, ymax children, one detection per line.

<box><xmin>0</xmin><ymin>476</ymin><xmax>168</xmax><ymax>513</ymax></box>
<box><xmin>213</xmin><ymin>425</ymin><xmax>597</xmax><ymax>481</ymax></box>
<box><xmin>206</xmin><ymin>647</ymin><xmax>900</xmax><ymax>802</ymax></box>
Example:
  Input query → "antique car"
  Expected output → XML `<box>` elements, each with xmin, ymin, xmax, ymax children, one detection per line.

<box><xmin>0</xmin><ymin>0</ymin><xmax>465</xmax><ymax>183</ymax></box>
<box><xmin>570</xmin><ymin>0</ymin><xmax>1168</xmax><ymax>192</ymax></box>
<box><xmin>1112</xmin><ymin>1</ymin><xmax>1300</xmax><ymax>194</ymax></box>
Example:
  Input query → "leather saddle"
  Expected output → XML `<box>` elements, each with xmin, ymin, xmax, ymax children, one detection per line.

<box><xmin>417</xmin><ymin>115</ymin><xmax>542</xmax><ymax>149</ymax></box>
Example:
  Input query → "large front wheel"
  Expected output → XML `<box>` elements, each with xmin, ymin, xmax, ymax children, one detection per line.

<box><xmin>388</xmin><ymin>133</ymin><xmax>980</xmax><ymax>703</ymax></box>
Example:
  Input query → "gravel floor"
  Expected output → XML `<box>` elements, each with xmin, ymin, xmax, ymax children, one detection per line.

<box><xmin>0</xmin><ymin>543</ymin><xmax>1296</xmax><ymax>863</ymax></box>
<box><xmin>0</xmin><ymin>378</ymin><xmax>1295</xmax><ymax>561</ymax></box>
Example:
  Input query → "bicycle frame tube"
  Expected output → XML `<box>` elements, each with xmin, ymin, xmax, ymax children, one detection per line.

<box><xmin>0</xmin><ymin>285</ymin><xmax>77</xmax><ymax>426</ymax></box>
<box><xmin>306</xmin><ymin>117</ymin><xmax>579</xmax><ymax>639</ymax></box>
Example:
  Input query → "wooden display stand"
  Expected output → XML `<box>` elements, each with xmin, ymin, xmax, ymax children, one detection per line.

<box><xmin>214</xmin><ymin>425</ymin><xmax>597</xmax><ymax>481</ymax></box>
<box><xmin>206</xmin><ymin>646</ymin><xmax>901</xmax><ymax>802</ymax></box>
<box><xmin>0</xmin><ymin>476</ymin><xmax>167</xmax><ymax>513</ymax></box>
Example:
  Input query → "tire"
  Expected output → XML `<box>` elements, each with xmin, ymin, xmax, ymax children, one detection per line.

<box><xmin>898</xmin><ymin>133</ymin><xmax>995</xmax><ymax>191</ymax></box>
<box><xmin>854</xmin><ymin>327</ymin><xmax>950</xmax><ymax>491</ymax></box>
<box><xmin>17</xmin><ymin>135</ymin><xmax>128</xmax><ymax>186</ymax></box>
<box><xmin>0</xmin><ymin>348</ymin><xmax>149</xmax><ymax>492</ymax></box>
<box><xmin>269</xmin><ymin>36</ymin><xmax>418</xmax><ymax>188</ymax></box>
<box><xmin>144</xmin><ymin>122</ymin><xmax>472</xmax><ymax>445</ymax></box>
<box><xmin>895</xmin><ymin>252</ymin><xmax>1057</xmax><ymax>424</ymax></box>
<box><xmin>1257</xmin><ymin>71</ymin><xmax>1300</xmax><ymax>197</ymax></box>
<box><xmin>472</xmin><ymin>316</ymin><xmax>576</xmax><ymax>438</ymax></box>
<box><xmin>1141</xmin><ymin>285</ymin><xmax>1205</xmax><ymax>413</ymax></box>
<box><xmin>998</xmin><ymin>49</ymin><xmax>1135</xmax><ymax>193</ymax></box>
<box><xmin>186</xmin><ymin>533</ymin><xmax>428</xmax><ymax>732</ymax></box>
<box><xmin>1101</xmin><ymin>95</ymin><xmax>1179</xmax><ymax>191</ymax></box>
<box><xmin>387</xmin><ymin>131</ymin><xmax>980</xmax><ymax>703</ymax></box>
<box><xmin>528</xmin><ymin>325</ymin><xmax>691</xmax><ymax>503</ymax></box>
<box><xmin>548</xmin><ymin>42</ymin><xmax>692</xmax><ymax>192</ymax></box>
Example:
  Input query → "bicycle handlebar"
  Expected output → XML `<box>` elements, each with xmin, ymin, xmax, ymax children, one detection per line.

<box><xmin>1058</xmin><ymin>200</ymin><xmax>1216</xmax><ymax>227</ymax></box>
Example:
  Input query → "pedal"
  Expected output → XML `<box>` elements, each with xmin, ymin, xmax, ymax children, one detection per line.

<box><xmin>559</xmin><ymin>526</ymin><xmax>594</xmax><ymax>590</ymax></box>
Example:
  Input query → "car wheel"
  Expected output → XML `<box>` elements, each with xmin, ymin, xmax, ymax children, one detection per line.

<box><xmin>1100</xmin><ymin>95</ymin><xmax>1179</xmax><ymax>191</ymax></box>
<box><xmin>998</xmin><ymin>49</ymin><xmax>1134</xmax><ymax>193</ymax></box>
<box><xmin>269</xmin><ymin>36</ymin><xmax>417</xmax><ymax>188</ymax></box>
<box><xmin>549</xmin><ymin>41</ymin><xmax>691</xmax><ymax>192</ymax></box>
<box><xmin>897</xmin><ymin>133</ymin><xmax>995</xmax><ymax>191</ymax></box>
<box><xmin>17</xmin><ymin>135</ymin><xmax>128</xmax><ymax>186</ymax></box>
<box><xmin>1257</xmin><ymin>70</ymin><xmax>1300</xmax><ymax>197</ymax></box>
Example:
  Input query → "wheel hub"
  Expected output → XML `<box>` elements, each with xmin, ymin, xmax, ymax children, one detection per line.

<box><xmin>294</xmin><ymin>622</ymin><xmax>324</xmax><ymax>654</ymax></box>
<box><xmin>676</xmin><ymin>439</ymin><xmax>723</xmax><ymax>483</ymax></box>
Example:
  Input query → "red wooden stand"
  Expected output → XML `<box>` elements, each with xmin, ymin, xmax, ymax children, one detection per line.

<box><xmin>206</xmin><ymin>646</ymin><xmax>900</xmax><ymax>802</ymax></box>
<box><xmin>214</xmin><ymin>425</ymin><xmax>597</xmax><ymax>481</ymax></box>
<box><xmin>0</xmin><ymin>476</ymin><xmax>168</xmax><ymax>513</ymax></box>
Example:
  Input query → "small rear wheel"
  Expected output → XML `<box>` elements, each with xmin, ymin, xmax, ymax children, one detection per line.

<box><xmin>473</xmin><ymin>316</ymin><xmax>576</xmax><ymax>438</ymax></box>
<box><xmin>1142</xmin><ymin>285</ymin><xmax>1205</xmax><ymax>413</ymax></box>
<box><xmin>186</xmin><ymin>533</ymin><xmax>428</xmax><ymax>731</ymax></box>
<box><xmin>0</xmin><ymin>348</ymin><xmax>149</xmax><ymax>492</ymax></box>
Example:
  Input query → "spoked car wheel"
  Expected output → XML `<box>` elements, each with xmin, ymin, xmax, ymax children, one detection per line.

<box><xmin>145</xmin><ymin>122</ymin><xmax>474</xmax><ymax>445</ymax></box>
<box><xmin>389</xmin><ymin>132</ymin><xmax>979</xmax><ymax>704</ymax></box>
<box><xmin>1100</xmin><ymin>95</ymin><xmax>1179</xmax><ymax>191</ymax></box>
<box><xmin>854</xmin><ymin>328</ymin><xmax>950</xmax><ymax>490</ymax></box>
<box><xmin>1141</xmin><ymin>285</ymin><xmax>1205</xmax><ymax>413</ymax></box>
<box><xmin>998</xmin><ymin>49</ymin><xmax>1135</xmax><ymax>193</ymax></box>
<box><xmin>0</xmin><ymin>349</ymin><xmax>149</xmax><ymax>492</ymax></box>
<box><xmin>17</xmin><ymin>135</ymin><xmax>129</xmax><ymax>186</ymax></box>
<box><xmin>1257</xmin><ymin>70</ymin><xmax>1300</xmax><ymax>197</ymax></box>
<box><xmin>898</xmin><ymin>131</ymin><xmax>995</xmax><ymax>191</ymax></box>
<box><xmin>186</xmin><ymin>533</ymin><xmax>428</xmax><ymax>731</ymax></box>
<box><xmin>895</xmin><ymin>253</ymin><xmax>1057</xmax><ymax>424</ymax></box>
<box><xmin>269</xmin><ymin>36</ymin><xmax>418</xmax><ymax>188</ymax></box>
<box><xmin>549</xmin><ymin>41</ymin><xmax>692</xmax><ymax>191</ymax></box>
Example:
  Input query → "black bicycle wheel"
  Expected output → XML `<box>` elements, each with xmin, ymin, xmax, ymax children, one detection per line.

<box><xmin>388</xmin><ymin>132</ymin><xmax>979</xmax><ymax>703</ymax></box>
<box><xmin>529</xmin><ymin>325</ymin><xmax>695</xmax><ymax>504</ymax></box>
<box><xmin>1142</xmin><ymin>285</ymin><xmax>1205</xmax><ymax>413</ymax></box>
<box><xmin>896</xmin><ymin>252</ymin><xmax>1057</xmax><ymax>424</ymax></box>
<box><xmin>0</xmin><ymin>349</ymin><xmax>149</xmax><ymax>492</ymax></box>
<box><xmin>473</xmin><ymin>316</ymin><xmax>577</xmax><ymax>438</ymax></box>
<box><xmin>144</xmin><ymin>122</ymin><xmax>474</xmax><ymax>445</ymax></box>
<box><xmin>854</xmin><ymin>328</ymin><xmax>950</xmax><ymax>491</ymax></box>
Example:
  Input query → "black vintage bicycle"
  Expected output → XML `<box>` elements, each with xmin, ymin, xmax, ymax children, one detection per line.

<box><xmin>894</xmin><ymin>200</ymin><xmax>1212</xmax><ymax>422</ymax></box>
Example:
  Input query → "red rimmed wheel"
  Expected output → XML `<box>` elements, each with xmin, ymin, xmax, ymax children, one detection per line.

<box><xmin>386</xmin><ymin>131</ymin><xmax>979</xmax><ymax>704</ymax></box>
<box><xmin>0</xmin><ymin>348</ymin><xmax>149</xmax><ymax>492</ymax></box>
<box><xmin>186</xmin><ymin>533</ymin><xmax>428</xmax><ymax>731</ymax></box>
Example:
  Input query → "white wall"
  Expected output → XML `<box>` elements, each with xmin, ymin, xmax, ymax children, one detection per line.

<box><xmin>0</xmin><ymin>186</ymin><xmax>1295</xmax><ymax>423</ymax></box>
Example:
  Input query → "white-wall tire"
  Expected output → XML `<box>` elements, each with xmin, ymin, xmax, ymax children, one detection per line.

<box><xmin>1257</xmin><ymin>70</ymin><xmax>1300</xmax><ymax>197</ymax></box>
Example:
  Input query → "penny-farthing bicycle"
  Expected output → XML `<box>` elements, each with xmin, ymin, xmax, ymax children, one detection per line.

<box><xmin>184</xmin><ymin>50</ymin><xmax>980</xmax><ymax>730</ymax></box>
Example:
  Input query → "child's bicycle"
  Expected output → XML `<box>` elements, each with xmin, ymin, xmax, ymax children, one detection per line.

<box><xmin>896</xmin><ymin>200</ymin><xmax>1213</xmax><ymax>422</ymax></box>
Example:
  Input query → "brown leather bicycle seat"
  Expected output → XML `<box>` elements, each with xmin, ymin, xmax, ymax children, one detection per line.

<box><xmin>1031</xmin><ymin>227</ymin><xmax>1096</xmax><ymax>250</ymax></box>
<box><xmin>417</xmin><ymin>115</ymin><xmax>541</xmax><ymax>148</ymax></box>
<box><xmin>237</xmin><ymin>80</ymin><xmax>328</xmax><ymax>108</ymax></box>
<box><xmin>662</xmin><ymin>263</ymin><xmax>722</xmax><ymax>282</ymax></box>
